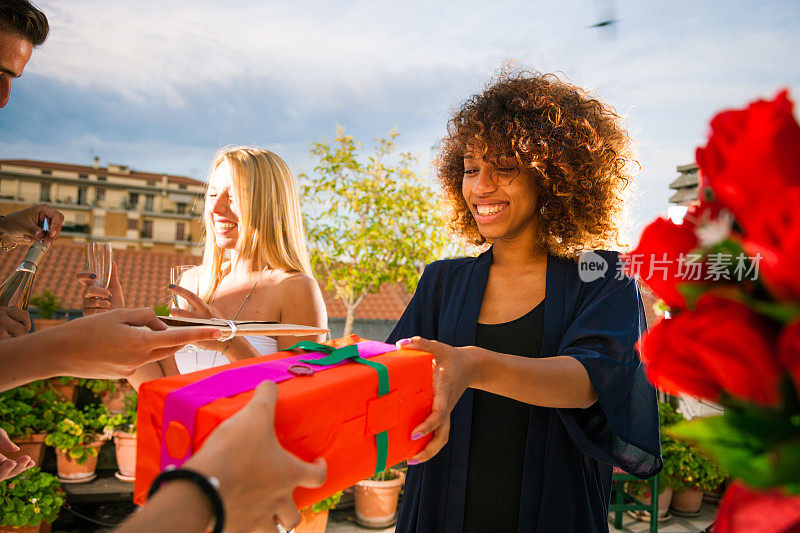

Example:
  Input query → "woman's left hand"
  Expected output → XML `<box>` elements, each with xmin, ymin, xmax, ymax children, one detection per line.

<box><xmin>168</xmin><ymin>284</ymin><xmax>226</xmax><ymax>351</ymax></box>
<box><xmin>396</xmin><ymin>337</ymin><xmax>479</xmax><ymax>464</ymax></box>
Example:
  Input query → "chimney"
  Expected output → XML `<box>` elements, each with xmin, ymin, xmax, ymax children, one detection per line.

<box><xmin>92</xmin><ymin>156</ymin><xmax>100</xmax><ymax>168</ymax></box>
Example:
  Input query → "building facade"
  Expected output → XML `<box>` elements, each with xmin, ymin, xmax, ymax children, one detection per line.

<box><xmin>668</xmin><ymin>162</ymin><xmax>699</xmax><ymax>206</ymax></box>
<box><xmin>0</xmin><ymin>158</ymin><xmax>206</xmax><ymax>255</ymax></box>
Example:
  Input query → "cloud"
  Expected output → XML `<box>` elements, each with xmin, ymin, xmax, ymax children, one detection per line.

<box><xmin>4</xmin><ymin>0</ymin><xmax>800</xmax><ymax>239</ymax></box>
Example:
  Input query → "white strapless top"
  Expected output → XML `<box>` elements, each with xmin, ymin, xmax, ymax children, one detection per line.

<box><xmin>174</xmin><ymin>335</ymin><xmax>279</xmax><ymax>374</ymax></box>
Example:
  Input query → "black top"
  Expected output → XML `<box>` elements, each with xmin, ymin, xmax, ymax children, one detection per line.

<box><xmin>463</xmin><ymin>300</ymin><xmax>546</xmax><ymax>533</ymax></box>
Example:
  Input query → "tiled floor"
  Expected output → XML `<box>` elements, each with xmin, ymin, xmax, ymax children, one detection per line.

<box><xmin>609</xmin><ymin>500</ymin><xmax>716</xmax><ymax>532</ymax></box>
<box><xmin>325</xmin><ymin>501</ymin><xmax>716</xmax><ymax>532</ymax></box>
<box><xmin>51</xmin><ymin>498</ymin><xmax>716</xmax><ymax>532</ymax></box>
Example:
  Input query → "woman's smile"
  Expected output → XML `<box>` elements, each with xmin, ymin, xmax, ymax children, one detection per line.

<box><xmin>214</xmin><ymin>219</ymin><xmax>237</xmax><ymax>235</ymax></box>
<box><xmin>473</xmin><ymin>201</ymin><xmax>510</xmax><ymax>224</ymax></box>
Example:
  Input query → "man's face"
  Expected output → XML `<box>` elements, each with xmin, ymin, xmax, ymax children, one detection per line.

<box><xmin>0</xmin><ymin>30</ymin><xmax>34</xmax><ymax>108</ymax></box>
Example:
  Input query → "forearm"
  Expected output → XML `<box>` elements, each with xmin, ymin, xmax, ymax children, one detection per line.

<box><xmin>115</xmin><ymin>481</ymin><xmax>213</xmax><ymax>533</ymax></box>
<box><xmin>468</xmin><ymin>348</ymin><xmax>597</xmax><ymax>409</ymax></box>
<box><xmin>223</xmin><ymin>336</ymin><xmax>261</xmax><ymax>361</ymax></box>
<box><xmin>127</xmin><ymin>362</ymin><xmax>166</xmax><ymax>391</ymax></box>
<box><xmin>0</xmin><ymin>328</ymin><xmax>70</xmax><ymax>391</ymax></box>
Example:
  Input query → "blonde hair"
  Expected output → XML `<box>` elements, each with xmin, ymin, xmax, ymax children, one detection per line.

<box><xmin>199</xmin><ymin>147</ymin><xmax>313</xmax><ymax>302</ymax></box>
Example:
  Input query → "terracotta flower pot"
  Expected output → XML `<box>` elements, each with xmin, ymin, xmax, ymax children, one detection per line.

<box><xmin>102</xmin><ymin>382</ymin><xmax>133</xmax><ymax>414</ymax></box>
<box><xmin>671</xmin><ymin>488</ymin><xmax>704</xmax><ymax>515</ymax></box>
<box><xmin>48</xmin><ymin>378</ymin><xmax>77</xmax><ymax>403</ymax></box>
<box><xmin>293</xmin><ymin>508</ymin><xmax>329</xmax><ymax>533</ymax></box>
<box><xmin>114</xmin><ymin>432</ymin><xmax>137</xmax><ymax>480</ymax></box>
<box><xmin>0</xmin><ymin>522</ymin><xmax>52</xmax><ymax>533</ymax></box>
<box><xmin>55</xmin><ymin>441</ymin><xmax>104</xmax><ymax>483</ymax></box>
<box><xmin>4</xmin><ymin>433</ymin><xmax>47</xmax><ymax>465</ymax></box>
<box><xmin>354</xmin><ymin>470</ymin><xmax>405</xmax><ymax>528</ymax></box>
<box><xmin>631</xmin><ymin>484</ymin><xmax>673</xmax><ymax>520</ymax></box>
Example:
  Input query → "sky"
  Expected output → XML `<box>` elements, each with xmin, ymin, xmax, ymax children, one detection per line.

<box><xmin>1</xmin><ymin>0</ymin><xmax>798</xmax><ymax>243</ymax></box>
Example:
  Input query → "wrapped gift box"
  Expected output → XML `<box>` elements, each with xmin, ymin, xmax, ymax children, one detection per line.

<box><xmin>134</xmin><ymin>336</ymin><xmax>433</xmax><ymax>510</ymax></box>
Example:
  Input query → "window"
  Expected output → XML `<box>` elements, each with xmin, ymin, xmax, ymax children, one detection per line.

<box><xmin>176</xmin><ymin>222</ymin><xmax>185</xmax><ymax>241</ymax></box>
<box><xmin>147</xmin><ymin>180</ymin><xmax>156</xmax><ymax>187</ymax></box>
<box><xmin>144</xmin><ymin>195</ymin><xmax>154</xmax><ymax>212</ymax></box>
<box><xmin>39</xmin><ymin>183</ymin><xmax>51</xmax><ymax>202</ymax></box>
<box><xmin>177</xmin><ymin>203</ymin><xmax>187</xmax><ymax>214</ymax></box>
<box><xmin>95</xmin><ymin>187</ymin><xmax>105</xmax><ymax>202</ymax></box>
<box><xmin>98</xmin><ymin>176</ymin><xmax>107</xmax><ymax>182</ymax></box>
<box><xmin>41</xmin><ymin>169</ymin><xmax>52</xmax><ymax>175</ymax></box>
<box><xmin>79</xmin><ymin>174</ymin><xmax>88</xmax><ymax>180</ymax></box>
<box><xmin>128</xmin><ymin>192</ymin><xmax>138</xmax><ymax>209</ymax></box>
<box><xmin>127</xmin><ymin>218</ymin><xmax>138</xmax><ymax>230</ymax></box>
<box><xmin>77</xmin><ymin>187</ymin><xmax>87</xmax><ymax>205</ymax></box>
<box><xmin>94</xmin><ymin>215</ymin><xmax>105</xmax><ymax>229</ymax></box>
<box><xmin>142</xmin><ymin>220</ymin><xmax>153</xmax><ymax>239</ymax></box>
<box><xmin>178</xmin><ymin>184</ymin><xmax>187</xmax><ymax>190</ymax></box>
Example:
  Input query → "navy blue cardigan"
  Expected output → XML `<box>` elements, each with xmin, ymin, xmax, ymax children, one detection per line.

<box><xmin>387</xmin><ymin>248</ymin><xmax>662</xmax><ymax>532</ymax></box>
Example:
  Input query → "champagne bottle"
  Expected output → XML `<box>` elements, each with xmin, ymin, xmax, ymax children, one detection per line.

<box><xmin>0</xmin><ymin>219</ymin><xmax>49</xmax><ymax>309</ymax></box>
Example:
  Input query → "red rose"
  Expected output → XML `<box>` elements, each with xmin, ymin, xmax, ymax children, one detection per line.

<box><xmin>625</xmin><ymin>217</ymin><xmax>699</xmax><ymax>310</ymax></box>
<box><xmin>696</xmin><ymin>90</ymin><xmax>800</xmax><ymax>230</ymax></box>
<box><xmin>637</xmin><ymin>295</ymin><xmax>781</xmax><ymax>406</ymax></box>
<box><xmin>715</xmin><ymin>481</ymin><xmax>800</xmax><ymax>533</ymax></box>
<box><xmin>742</xmin><ymin>187</ymin><xmax>800</xmax><ymax>301</ymax></box>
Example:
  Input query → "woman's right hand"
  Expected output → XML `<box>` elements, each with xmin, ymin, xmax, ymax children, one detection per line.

<box><xmin>185</xmin><ymin>381</ymin><xmax>327</xmax><ymax>531</ymax></box>
<box><xmin>77</xmin><ymin>262</ymin><xmax>125</xmax><ymax>315</ymax></box>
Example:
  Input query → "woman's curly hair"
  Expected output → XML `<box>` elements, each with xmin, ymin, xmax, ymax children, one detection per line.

<box><xmin>438</xmin><ymin>71</ymin><xmax>635</xmax><ymax>257</ymax></box>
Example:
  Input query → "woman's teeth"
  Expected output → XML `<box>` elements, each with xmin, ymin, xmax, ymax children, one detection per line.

<box><xmin>476</xmin><ymin>204</ymin><xmax>506</xmax><ymax>216</ymax></box>
<box><xmin>217</xmin><ymin>223</ymin><xmax>236</xmax><ymax>230</ymax></box>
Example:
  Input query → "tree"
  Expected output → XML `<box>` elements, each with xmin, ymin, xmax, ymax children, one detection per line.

<box><xmin>301</xmin><ymin>126</ymin><xmax>450</xmax><ymax>336</ymax></box>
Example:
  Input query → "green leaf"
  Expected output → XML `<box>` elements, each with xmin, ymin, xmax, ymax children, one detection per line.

<box><xmin>668</xmin><ymin>412</ymin><xmax>800</xmax><ymax>493</ymax></box>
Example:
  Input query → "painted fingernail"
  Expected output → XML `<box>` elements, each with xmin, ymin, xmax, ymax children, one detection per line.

<box><xmin>168</xmin><ymin>284</ymin><xmax>175</xmax><ymax>289</ymax></box>
<box><xmin>397</xmin><ymin>338</ymin><xmax>410</xmax><ymax>347</ymax></box>
<box><xmin>89</xmin><ymin>273</ymin><xmax>96</xmax><ymax>279</ymax></box>
<box><xmin>411</xmin><ymin>432</ymin><xmax>423</xmax><ymax>441</ymax></box>
<box><xmin>408</xmin><ymin>459</ymin><xmax>420</xmax><ymax>465</ymax></box>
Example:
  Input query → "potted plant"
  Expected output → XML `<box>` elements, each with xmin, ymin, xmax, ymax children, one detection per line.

<box><xmin>45</xmin><ymin>378</ymin><xmax>79</xmax><ymax>403</ymax></box>
<box><xmin>0</xmin><ymin>386</ymin><xmax>59</xmax><ymax>465</ymax></box>
<box><xmin>106</xmin><ymin>393</ymin><xmax>137</xmax><ymax>481</ymax></box>
<box><xmin>28</xmin><ymin>290</ymin><xmax>65</xmax><ymax>331</ymax></box>
<box><xmin>82</xmin><ymin>379</ymin><xmax>132</xmax><ymax>414</ymax></box>
<box><xmin>0</xmin><ymin>467</ymin><xmax>64</xmax><ymax>533</ymax></box>
<box><xmin>44</xmin><ymin>403</ymin><xmax>111</xmax><ymax>483</ymax></box>
<box><xmin>670</xmin><ymin>441</ymin><xmax>727</xmax><ymax>517</ymax></box>
<box><xmin>626</xmin><ymin>402</ymin><xmax>684</xmax><ymax>521</ymax></box>
<box><xmin>294</xmin><ymin>491</ymin><xmax>342</xmax><ymax>533</ymax></box>
<box><xmin>354</xmin><ymin>468</ymin><xmax>406</xmax><ymax>528</ymax></box>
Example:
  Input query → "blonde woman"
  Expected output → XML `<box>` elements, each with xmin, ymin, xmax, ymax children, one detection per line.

<box><xmin>79</xmin><ymin>148</ymin><xmax>327</xmax><ymax>388</ymax></box>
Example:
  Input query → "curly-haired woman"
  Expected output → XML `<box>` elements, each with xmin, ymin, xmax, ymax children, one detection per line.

<box><xmin>389</xmin><ymin>72</ymin><xmax>661</xmax><ymax>532</ymax></box>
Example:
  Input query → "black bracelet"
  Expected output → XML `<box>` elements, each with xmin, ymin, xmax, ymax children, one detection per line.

<box><xmin>148</xmin><ymin>467</ymin><xmax>225</xmax><ymax>533</ymax></box>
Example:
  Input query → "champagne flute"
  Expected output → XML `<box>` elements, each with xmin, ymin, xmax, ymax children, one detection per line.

<box><xmin>170</xmin><ymin>264</ymin><xmax>200</xmax><ymax>372</ymax></box>
<box><xmin>85</xmin><ymin>242</ymin><xmax>113</xmax><ymax>288</ymax></box>
<box><xmin>170</xmin><ymin>265</ymin><xmax>195</xmax><ymax>307</ymax></box>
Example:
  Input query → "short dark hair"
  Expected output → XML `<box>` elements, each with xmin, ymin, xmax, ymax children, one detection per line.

<box><xmin>0</xmin><ymin>0</ymin><xmax>49</xmax><ymax>46</ymax></box>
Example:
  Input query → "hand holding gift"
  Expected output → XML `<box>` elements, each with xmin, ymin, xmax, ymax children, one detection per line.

<box><xmin>118</xmin><ymin>381</ymin><xmax>327</xmax><ymax>533</ymax></box>
<box><xmin>185</xmin><ymin>381</ymin><xmax>327</xmax><ymax>531</ymax></box>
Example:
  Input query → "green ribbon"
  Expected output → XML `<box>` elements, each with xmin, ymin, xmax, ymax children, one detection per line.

<box><xmin>288</xmin><ymin>341</ymin><xmax>389</xmax><ymax>475</ymax></box>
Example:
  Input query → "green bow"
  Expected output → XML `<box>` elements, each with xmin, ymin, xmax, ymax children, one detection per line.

<box><xmin>287</xmin><ymin>341</ymin><xmax>389</xmax><ymax>476</ymax></box>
